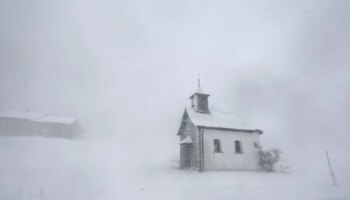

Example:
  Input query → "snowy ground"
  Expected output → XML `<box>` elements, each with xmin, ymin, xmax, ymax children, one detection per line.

<box><xmin>0</xmin><ymin>136</ymin><xmax>349</xmax><ymax>200</ymax></box>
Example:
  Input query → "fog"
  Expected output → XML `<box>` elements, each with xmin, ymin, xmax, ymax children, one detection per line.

<box><xmin>1</xmin><ymin>0</ymin><xmax>350</xmax><ymax>198</ymax></box>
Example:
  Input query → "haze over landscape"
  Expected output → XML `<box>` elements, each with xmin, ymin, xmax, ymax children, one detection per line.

<box><xmin>0</xmin><ymin>0</ymin><xmax>350</xmax><ymax>199</ymax></box>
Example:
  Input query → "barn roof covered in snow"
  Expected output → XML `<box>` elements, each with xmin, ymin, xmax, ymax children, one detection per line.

<box><xmin>0</xmin><ymin>110</ymin><xmax>46</xmax><ymax>120</ymax></box>
<box><xmin>33</xmin><ymin>115</ymin><xmax>77</xmax><ymax>124</ymax></box>
<box><xmin>0</xmin><ymin>110</ymin><xmax>77</xmax><ymax>124</ymax></box>
<box><xmin>181</xmin><ymin>107</ymin><xmax>262</xmax><ymax>134</ymax></box>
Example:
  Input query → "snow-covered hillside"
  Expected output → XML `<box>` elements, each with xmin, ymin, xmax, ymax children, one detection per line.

<box><xmin>0</xmin><ymin>137</ymin><xmax>349</xmax><ymax>200</ymax></box>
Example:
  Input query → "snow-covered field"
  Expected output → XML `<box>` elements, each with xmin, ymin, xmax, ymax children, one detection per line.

<box><xmin>0</xmin><ymin>136</ymin><xmax>349</xmax><ymax>200</ymax></box>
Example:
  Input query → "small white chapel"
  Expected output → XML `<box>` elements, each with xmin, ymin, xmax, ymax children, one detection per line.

<box><xmin>177</xmin><ymin>80</ymin><xmax>263</xmax><ymax>171</ymax></box>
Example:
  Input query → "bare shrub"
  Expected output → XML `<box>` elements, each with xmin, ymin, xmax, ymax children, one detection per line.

<box><xmin>258</xmin><ymin>147</ymin><xmax>282</xmax><ymax>172</ymax></box>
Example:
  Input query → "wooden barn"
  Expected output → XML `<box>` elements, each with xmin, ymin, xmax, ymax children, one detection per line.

<box><xmin>0</xmin><ymin>110</ymin><xmax>84</xmax><ymax>139</ymax></box>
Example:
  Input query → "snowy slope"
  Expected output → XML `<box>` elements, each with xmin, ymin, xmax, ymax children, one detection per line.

<box><xmin>0</xmin><ymin>137</ymin><xmax>349</xmax><ymax>200</ymax></box>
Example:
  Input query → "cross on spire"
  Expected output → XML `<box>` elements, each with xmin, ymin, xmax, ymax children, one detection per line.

<box><xmin>198</xmin><ymin>73</ymin><xmax>201</xmax><ymax>91</ymax></box>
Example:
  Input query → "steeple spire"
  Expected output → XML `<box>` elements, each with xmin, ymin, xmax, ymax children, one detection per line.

<box><xmin>198</xmin><ymin>73</ymin><xmax>201</xmax><ymax>91</ymax></box>
<box><xmin>189</xmin><ymin>75</ymin><xmax>210</xmax><ymax>114</ymax></box>
<box><xmin>196</xmin><ymin>74</ymin><xmax>205</xmax><ymax>94</ymax></box>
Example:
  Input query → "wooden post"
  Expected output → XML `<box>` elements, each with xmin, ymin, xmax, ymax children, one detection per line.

<box><xmin>325</xmin><ymin>150</ymin><xmax>338</xmax><ymax>186</ymax></box>
<box><xmin>40</xmin><ymin>187</ymin><xmax>44</xmax><ymax>197</ymax></box>
<box><xmin>18</xmin><ymin>188</ymin><xmax>22</xmax><ymax>200</ymax></box>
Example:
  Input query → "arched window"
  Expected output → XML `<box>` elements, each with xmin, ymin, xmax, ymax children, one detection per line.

<box><xmin>235</xmin><ymin>140</ymin><xmax>242</xmax><ymax>153</ymax></box>
<box><xmin>213</xmin><ymin>139</ymin><xmax>222</xmax><ymax>153</ymax></box>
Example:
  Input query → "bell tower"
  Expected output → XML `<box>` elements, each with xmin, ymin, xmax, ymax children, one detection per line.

<box><xmin>189</xmin><ymin>77</ymin><xmax>210</xmax><ymax>114</ymax></box>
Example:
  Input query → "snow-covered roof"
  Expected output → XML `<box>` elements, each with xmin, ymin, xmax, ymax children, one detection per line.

<box><xmin>189</xmin><ymin>89</ymin><xmax>210</xmax><ymax>98</ymax></box>
<box><xmin>185</xmin><ymin>107</ymin><xmax>262</xmax><ymax>133</ymax></box>
<box><xmin>33</xmin><ymin>115</ymin><xmax>77</xmax><ymax>124</ymax></box>
<box><xmin>0</xmin><ymin>110</ymin><xmax>77</xmax><ymax>124</ymax></box>
<box><xmin>189</xmin><ymin>83</ymin><xmax>210</xmax><ymax>98</ymax></box>
<box><xmin>0</xmin><ymin>110</ymin><xmax>46</xmax><ymax>120</ymax></box>
<box><xmin>180</xmin><ymin>136</ymin><xmax>192</xmax><ymax>144</ymax></box>
<box><xmin>195</xmin><ymin>85</ymin><xmax>209</xmax><ymax>95</ymax></box>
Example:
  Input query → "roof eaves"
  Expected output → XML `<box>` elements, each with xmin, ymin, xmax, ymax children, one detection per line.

<box><xmin>189</xmin><ymin>92</ymin><xmax>210</xmax><ymax>99</ymax></box>
<box><xmin>180</xmin><ymin>136</ymin><xmax>193</xmax><ymax>144</ymax></box>
<box><xmin>198</xmin><ymin>126</ymin><xmax>263</xmax><ymax>134</ymax></box>
<box><xmin>177</xmin><ymin>109</ymin><xmax>188</xmax><ymax>135</ymax></box>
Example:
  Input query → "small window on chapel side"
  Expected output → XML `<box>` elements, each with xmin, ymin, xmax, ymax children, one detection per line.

<box><xmin>235</xmin><ymin>140</ymin><xmax>243</xmax><ymax>153</ymax></box>
<box><xmin>213</xmin><ymin>139</ymin><xmax>222</xmax><ymax>153</ymax></box>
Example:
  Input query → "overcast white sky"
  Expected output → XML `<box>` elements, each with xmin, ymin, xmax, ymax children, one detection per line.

<box><xmin>0</xmin><ymin>0</ymin><xmax>350</xmax><ymax>153</ymax></box>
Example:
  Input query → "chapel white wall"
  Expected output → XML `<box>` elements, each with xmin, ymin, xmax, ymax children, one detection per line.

<box><xmin>203</xmin><ymin>129</ymin><xmax>261</xmax><ymax>171</ymax></box>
